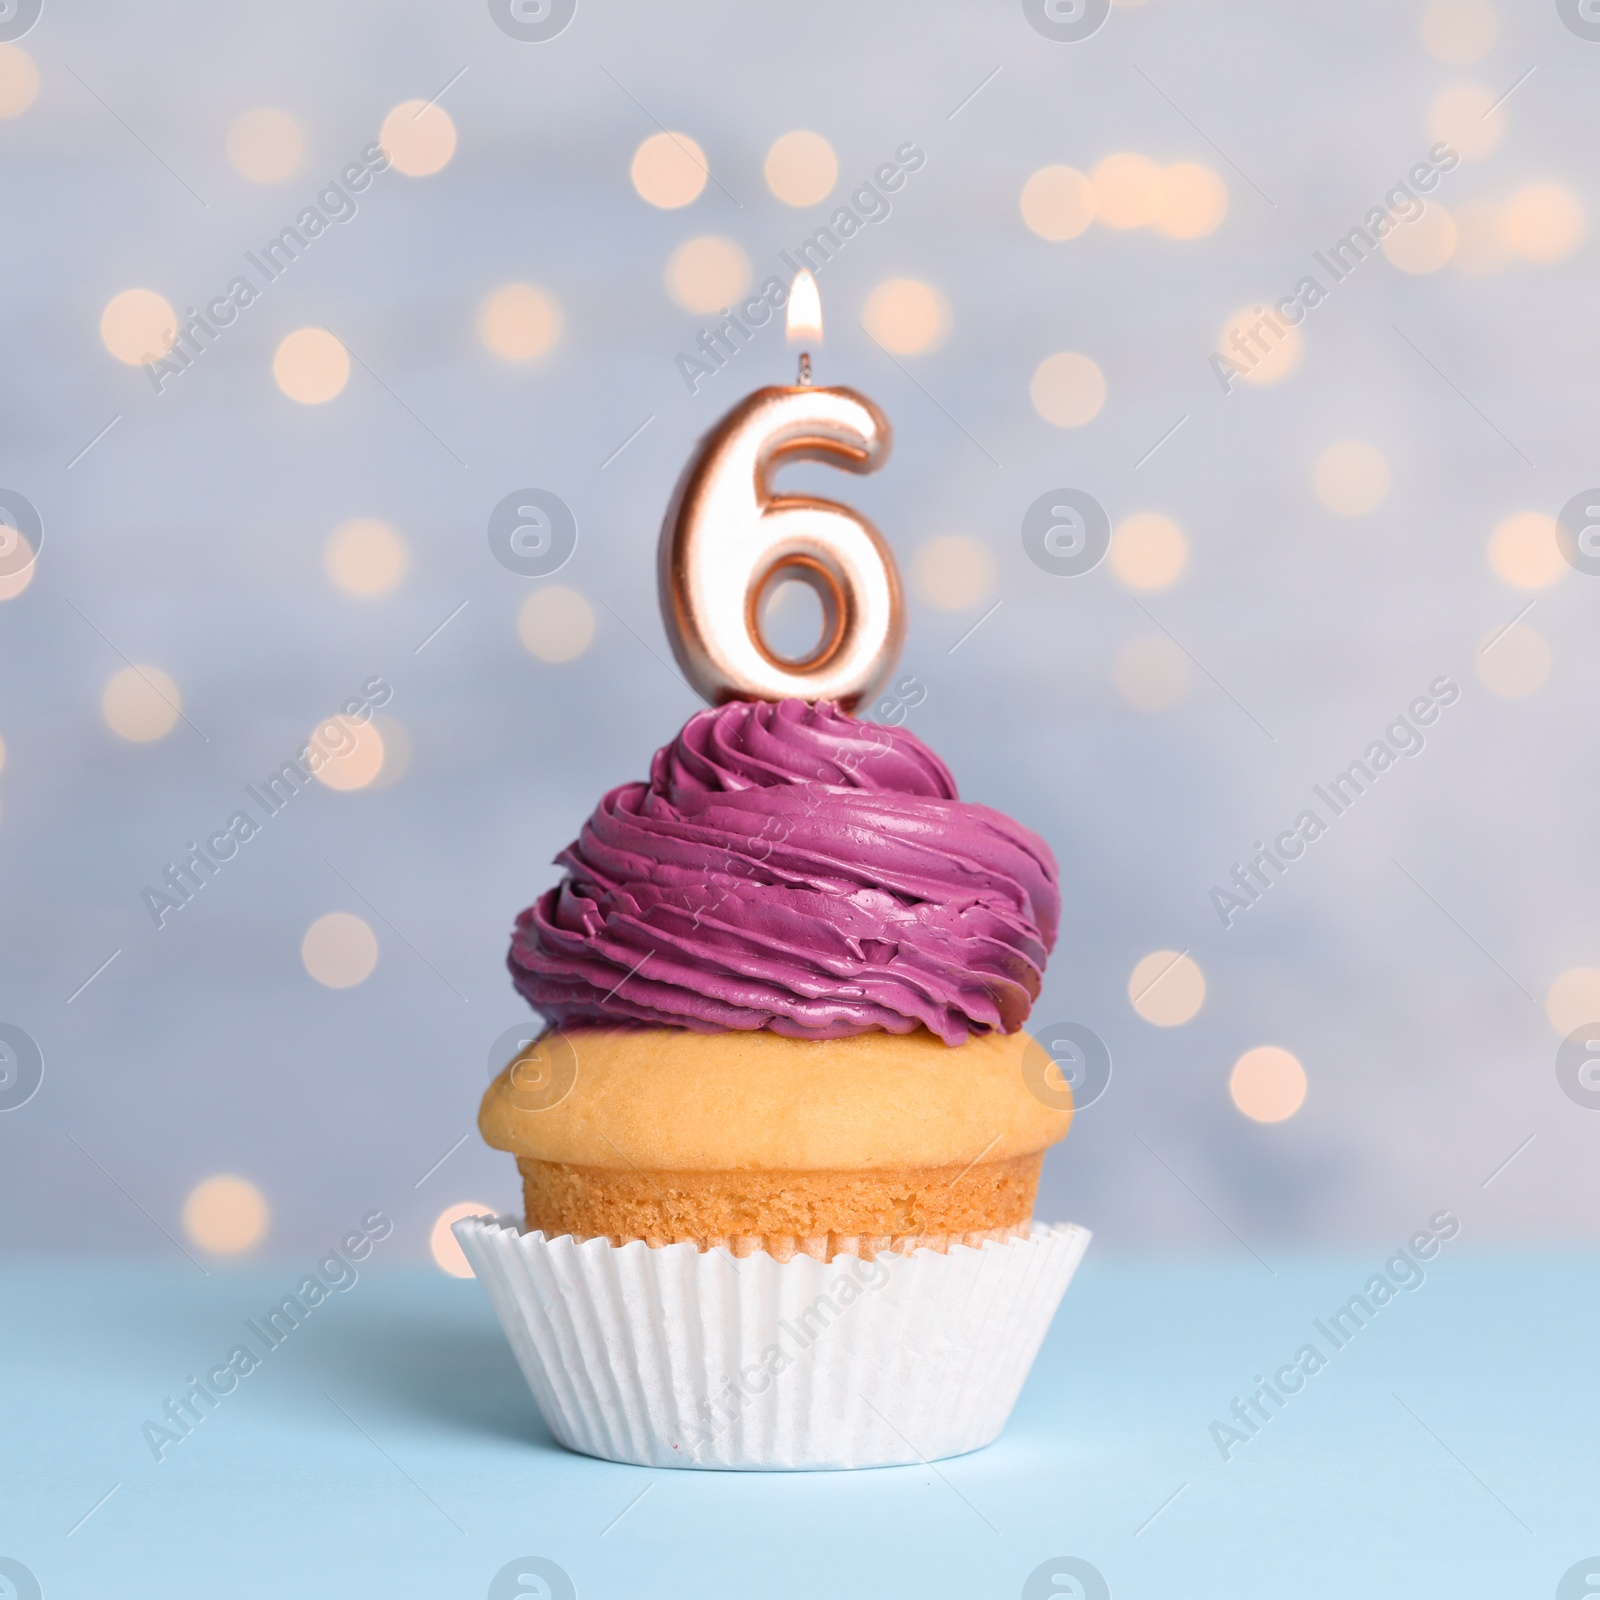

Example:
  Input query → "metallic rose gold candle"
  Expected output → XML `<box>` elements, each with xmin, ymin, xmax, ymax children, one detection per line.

<box><xmin>658</xmin><ymin>272</ymin><xmax>905</xmax><ymax>711</ymax></box>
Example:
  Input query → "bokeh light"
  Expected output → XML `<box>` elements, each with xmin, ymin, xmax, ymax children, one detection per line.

<box><xmin>1475</xmin><ymin>621</ymin><xmax>1550</xmax><ymax>698</ymax></box>
<box><xmin>0</xmin><ymin>535</ymin><xmax>36</xmax><ymax>601</ymax></box>
<box><xmin>0</xmin><ymin>733</ymin><xmax>7</xmax><ymax>775</ymax></box>
<box><xmin>309</xmin><ymin>715</ymin><xmax>386</xmax><ymax>792</ymax></box>
<box><xmin>861</xmin><ymin>278</ymin><xmax>948</xmax><ymax>355</ymax></box>
<box><xmin>1020</xmin><ymin>165</ymin><xmax>1095</xmax><ymax>241</ymax></box>
<box><xmin>1487</xmin><ymin>512</ymin><xmax>1565</xmax><ymax>589</ymax></box>
<box><xmin>1313</xmin><ymin>441</ymin><xmax>1391</xmax><ymax>516</ymax></box>
<box><xmin>1229</xmin><ymin>1047</ymin><xmax>1308</xmax><ymax>1123</ymax></box>
<box><xmin>324</xmin><ymin>517</ymin><xmax>409</xmax><ymax>597</ymax></box>
<box><xmin>12</xmin><ymin>3</ymin><xmax>1595</xmax><ymax>1284</ymax></box>
<box><xmin>226</xmin><ymin>107</ymin><xmax>304</xmax><ymax>183</ymax></box>
<box><xmin>477</xmin><ymin>283</ymin><xmax>563</xmax><ymax>361</ymax></box>
<box><xmin>631</xmin><ymin>131</ymin><xmax>708</xmax><ymax>208</ymax></box>
<box><xmin>430</xmin><ymin>1202</ymin><xmax>492</xmax><ymax>1277</ymax></box>
<box><xmin>102</xmin><ymin>666</ymin><xmax>182</xmax><ymax>743</ymax></box>
<box><xmin>1091</xmin><ymin>152</ymin><xmax>1160</xmax><ymax>229</ymax></box>
<box><xmin>1128</xmin><ymin>949</ymin><xmax>1205</xmax><ymax>1026</ymax></box>
<box><xmin>1152</xmin><ymin>163</ymin><xmax>1228</xmax><ymax>239</ymax></box>
<box><xmin>1501</xmin><ymin>182</ymin><xmax>1584</xmax><ymax>264</ymax></box>
<box><xmin>1547</xmin><ymin>967</ymin><xmax>1600</xmax><ymax>1037</ymax></box>
<box><xmin>911</xmin><ymin>535</ymin><xmax>998</xmax><ymax>611</ymax></box>
<box><xmin>1218</xmin><ymin>306</ymin><xmax>1304</xmax><ymax>386</ymax></box>
<box><xmin>1113</xmin><ymin>635</ymin><xmax>1192</xmax><ymax>712</ymax></box>
<box><xmin>1109</xmin><ymin>513</ymin><xmax>1187</xmax><ymax>591</ymax></box>
<box><xmin>1383</xmin><ymin>204</ymin><xmax>1457</xmax><ymax>274</ymax></box>
<box><xmin>764</xmin><ymin>130</ymin><xmax>837</xmax><ymax>207</ymax></box>
<box><xmin>301</xmin><ymin>912</ymin><xmax>379</xmax><ymax>988</ymax></box>
<box><xmin>1427</xmin><ymin>83</ymin><xmax>1504</xmax><ymax>163</ymax></box>
<box><xmin>0</xmin><ymin>44</ymin><xmax>40</xmax><ymax>119</ymax></box>
<box><xmin>1030</xmin><ymin>350</ymin><xmax>1106</xmax><ymax>427</ymax></box>
<box><xmin>100</xmin><ymin>289</ymin><xmax>178</xmax><ymax>366</ymax></box>
<box><xmin>273</xmin><ymin>327</ymin><xmax>349</xmax><ymax>404</ymax></box>
<box><xmin>1420</xmin><ymin>0</ymin><xmax>1497</xmax><ymax>64</ymax></box>
<box><xmin>518</xmin><ymin>586</ymin><xmax>596</xmax><ymax>663</ymax></box>
<box><xmin>182</xmin><ymin>1175</ymin><xmax>270</xmax><ymax>1255</ymax></box>
<box><xmin>380</xmin><ymin>99</ymin><xmax>456</xmax><ymax>177</ymax></box>
<box><xmin>665</xmin><ymin>236</ymin><xmax>751</xmax><ymax>315</ymax></box>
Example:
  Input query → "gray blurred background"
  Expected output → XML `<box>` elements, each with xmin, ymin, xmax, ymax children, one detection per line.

<box><xmin>2</xmin><ymin>0</ymin><xmax>1596</xmax><ymax>1265</ymax></box>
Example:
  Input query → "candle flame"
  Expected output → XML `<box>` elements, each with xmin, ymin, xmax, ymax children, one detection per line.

<box><xmin>786</xmin><ymin>269</ymin><xmax>822</xmax><ymax>344</ymax></box>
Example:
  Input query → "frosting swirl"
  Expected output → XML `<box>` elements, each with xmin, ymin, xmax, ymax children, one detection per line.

<box><xmin>508</xmin><ymin>699</ymin><xmax>1058</xmax><ymax>1044</ymax></box>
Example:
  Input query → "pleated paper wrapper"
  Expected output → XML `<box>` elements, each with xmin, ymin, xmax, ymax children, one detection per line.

<box><xmin>453</xmin><ymin>1214</ymin><xmax>1091</xmax><ymax>1470</ymax></box>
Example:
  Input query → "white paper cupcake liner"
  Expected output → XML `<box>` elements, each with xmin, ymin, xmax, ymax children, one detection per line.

<box><xmin>454</xmin><ymin>1214</ymin><xmax>1091</xmax><ymax>1470</ymax></box>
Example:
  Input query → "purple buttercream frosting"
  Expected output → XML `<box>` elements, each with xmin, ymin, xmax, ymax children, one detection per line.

<box><xmin>508</xmin><ymin>699</ymin><xmax>1059</xmax><ymax>1045</ymax></box>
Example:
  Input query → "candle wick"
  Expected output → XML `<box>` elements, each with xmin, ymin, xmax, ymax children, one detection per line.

<box><xmin>797</xmin><ymin>351</ymin><xmax>812</xmax><ymax>386</ymax></box>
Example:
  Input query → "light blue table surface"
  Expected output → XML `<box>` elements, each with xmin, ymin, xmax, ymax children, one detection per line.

<box><xmin>2</xmin><ymin>1249</ymin><xmax>1595</xmax><ymax>1598</ymax></box>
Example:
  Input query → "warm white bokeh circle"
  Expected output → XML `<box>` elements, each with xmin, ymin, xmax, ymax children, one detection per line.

<box><xmin>102</xmin><ymin>666</ymin><xmax>182</xmax><ymax>742</ymax></box>
<box><xmin>1153</xmin><ymin>164</ymin><xmax>1228</xmax><ymax>239</ymax></box>
<box><xmin>477</xmin><ymin>283</ymin><xmax>563</xmax><ymax>361</ymax></box>
<box><xmin>1487</xmin><ymin>512</ymin><xmax>1565</xmax><ymax>589</ymax></box>
<box><xmin>227</xmin><ymin>107</ymin><xmax>304</xmax><ymax>183</ymax></box>
<box><xmin>1091</xmin><ymin>152</ymin><xmax>1161</xmax><ymax>229</ymax></box>
<box><xmin>1218</xmin><ymin>306</ymin><xmax>1304</xmax><ymax>386</ymax></box>
<box><xmin>764</xmin><ymin>130</ymin><xmax>838</xmax><ymax>207</ymax></box>
<box><xmin>1501</xmin><ymin>183</ymin><xmax>1584</xmax><ymax>265</ymax></box>
<box><xmin>911</xmin><ymin>535</ymin><xmax>999</xmax><ymax>611</ymax></box>
<box><xmin>1230</xmin><ymin>1047</ymin><xmax>1308</xmax><ymax>1123</ymax></box>
<box><xmin>1313</xmin><ymin>441</ymin><xmax>1391</xmax><ymax>516</ymax></box>
<box><xmin>631</xmin><ymin>131</ymin><xmax>708</xmax><ymax>208</ymax></box>
<box><xmin>183</xmin><ymin>1175</ymin><xmax>270</xmax><ymax>1255</ymax></box>
<box><xmin>324</xmin><ymin>518</ymin><xmax>409</xmax><ymax>597</ymax></box>
<box><xmin>274</xmin><ymin>327</ymin><xmax>349</xmax><ymax>404</ymax></box>
<box><xmin>1421</xmin><ymin>0</ymin><xmax>1497</xmax><ymax>64</ymax></box>
<box><xmin>431</xmin><ymin>1202</ymin><xmax>492</xmax><ymax>1276</ymax></box>
<box><xmin>0</xmin><ymin>45</ymin><xmax>40</xmax><ymax>119</ymax></box>
<box><xmin>302</xmin><ymin>912</ymin><xmax>379</xmax><ymax>988</ymax></box>
<box><xmin>0</xmin><ymin>555</ymin><xmax>32</xmax><ymax>601</ymax></box>
<box><xmin>381</xmin><ymin>100</ymin><xmax>456</xmax><ymax>177</ymax></box>
<box><xmin>665</xmin><ymin>237</ymin><xmax>751</xmax><ymax>315</ymax></box>
<box><xmin>1110</xmin><ymin>513</ymin><xmax>1187</xmax><ymax>591</ymax></box>
<box><xmin>310</xmin><ymin>716</ymin><xmax>386</xmax><ymax>792</ymax></box>
<box><xmin>1383</xmin><ymin>205</ymin><xmax>1457</xmax><ymax>274</ymax></box>
<box><xmin>1030</xmin><ymin>351</ymin><xmax>1106</xmax><ymax>428</ymax></box>
<box><xmin>1475</xmin><ymin>621</ymin><xmax>1550</xmax><ymax>698</ymax></box>
<box><xmin>862</xmin><ymin>278</ymin><xmax>948</xmax><ymax>355</ymax></box>
<box><xmin>100</xmin><ymin>289</ymin><xmax>178</xmax><ymax>366</ymax></box>
<box><xmin>518</xmin><ymin>586</ymin><xmax>596</xmax><ymax>663</ymax></box>
<box><xmin>1547</xmin><ymin>968</ymin><xmax>1600</xmax><ymax>1037</ymax></box>
<box><xmin>1427</xmin><ymin>83</ymin><xmax>1504</xmax><ymax>163</ymax></box>
<box><xmin>1020</xmin><ymin>166</ymin><xmax>1095</xmax><ymax>241</ymax></box>
<box><xmin>1128</xmin><ymin>950</ymin><xmax>1206</xmax><ymax>1026</ymax></box>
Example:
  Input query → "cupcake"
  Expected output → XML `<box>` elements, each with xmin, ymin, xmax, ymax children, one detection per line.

<box><xmin>458</xmin><ymin>697</ymin><xmax>1091</xmax><ymax>1469</ymax></box>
